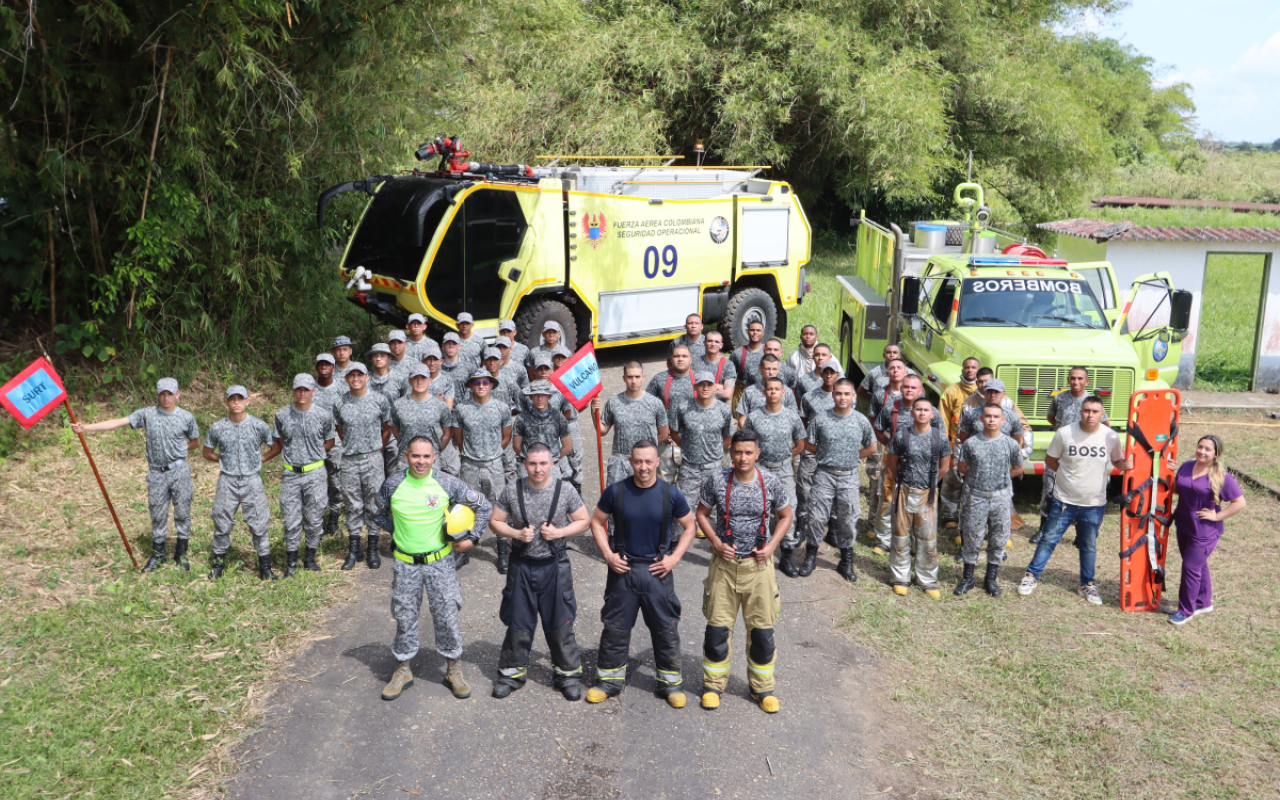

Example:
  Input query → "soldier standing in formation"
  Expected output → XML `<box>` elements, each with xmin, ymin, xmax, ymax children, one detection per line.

<box><xmin>669</xmin><ymin>313</ymin><xmax>707</xmax><ymax>362</ymax></box>
<box><xmin>885</xmin><ymin>396</ymin><xmax>951</xmax><ymax>598</ymax></box>
<box><xmin>872</xmin><ymin>375</ymin><xmax>944</xmax><ymax>555</ymax></box>
<box><xmin>593</xmin><ymin>362</ymin><xmax>670</xmax><ymax>487</ymax></box>
<box><xmin>696</xmin><ymin>429</ymin><xmax>793</xmax><ymax>713</ymax></box>
<box><xmin>511</xmin><ymin>381</ymin><xmax>573</xmax><ymax>478</ymax></box>
<box><xmin>730</xmin><ymin>320</ymin><xmax>766</xmax><ymax>410</ymax></box>
<box><xmin>803</xmin><ymin>378</ymin><xmax>876</xmax><ymax>582</ymax></box>
<box><xmin>438</xmin><ymin>333</ymin><xmax>471</xmax><ymax>395</ymax></box>
<box><xmin>333</xmin><ymin>361</ymin><xmax>395</xmax><ymax>571</ymax></box>
<box><xmin>203</xmin><ymin>386</ymin><xmax>275</xmax><ymax>580</ymax></box>
<box><xmin>669</xmin><ymin>372</ymin><xmax>733</xmax><ymax>514</ymax></box>
<box><xmin>71</xmin><ymin>377</ymin><xmax>200</xmax><ymax>572</ymax></box>
<box><xmin>646</xmin><ymin>344</ymin><xmax>697</xmax><ymax>483</ymax></box>
<box><xmin>386</xmin><ymin>330</ymin><xmax>412</xmax><ymax>374</ymax></box>
<box><xmin>367</xmin><ymin>343</ymin><xmax>408</xmax><ymax>475</ymax></box>
<box><xmin>331</xmin><ymin>335</ymin><xmax>355</xmax><ymax>380</ymax></box>
<box><xmin>488</xmin><ymin>443</ymin><xmax>591</xmax><ymax>701</ymax></box>
<box><xmin>450</xmin><ymin>369</ymin><xmax>514</xmax><ymax>572</ymax></box>
<box><xmin>742</xmin><ymin>376</ymin><xmax>807</xmax><ymax>577</ymax></box>
<box><xmin>264</xmin><ymin>374</ymin><xmax>336</xmax><ymax>575</ymax></box>
<box><xmin>377</xmin><ymin>437</ymin><xmax>491</xmax><ymax>702</ymax></box>
<box><xmin>498</xmin><ymin>319</ymin><xmax>529</xmax><ymax>368</ymax></box>
<box><xmin>938</xmin><ymin>357</ymin><xmax>981</xmax><ymax>535</ymax></box>
<box><xmin>696</xmin><ymin>329</ymin><xmax>736</xmax><ymax>403</ymax></box>
<box><xmin>525</xmin><ymin>321</ymin><xmax>564</xmax><ymax>375</ymax></box>
<box><xmin>955</xmin><ymin>404</ymin><xmax>1025</xmax><ymax>596</ymax></box>
<box><xmin>454</xmin><ymin>312</ymin><xmax>486</xmax><ymax>370</ymax></box>
<box><xmin>312</xmin><ymin>354</ymin><xmax>346</xmax><ymax>537</ymax></box>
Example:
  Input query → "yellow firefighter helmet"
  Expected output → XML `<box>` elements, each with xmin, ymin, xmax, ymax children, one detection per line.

<box><xmin>445</xmin><ymin>503</ymin><xmax>475</xmax><ymax>540</ymax></box>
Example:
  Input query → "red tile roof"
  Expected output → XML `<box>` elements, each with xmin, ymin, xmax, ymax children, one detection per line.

<box><xmin>1092</xmin><ymin>196</ymin><xmax>1280</xmax><ymax>214</ymax></box>
<box><xmin>1038</xmin><ymin>218</ymin><xmax>1280</xmax><ymax>244</ymax></box>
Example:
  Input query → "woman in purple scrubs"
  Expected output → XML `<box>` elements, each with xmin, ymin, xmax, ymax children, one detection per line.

<box><xmin>1166</xmin><ymin>435</ymin><xmax>1246</xmax><ymax>625</ymax></box>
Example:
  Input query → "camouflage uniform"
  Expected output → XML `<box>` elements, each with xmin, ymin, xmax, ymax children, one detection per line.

<box><xmin>369</xmin><ymin>369</ymin><xmax>408</xmax><ymax>474</ymax></box>
<box><xmin>601</xmin><ymin>392</ymin><xmax>668</xmax><ymax>483</ymax></box>
<box><xmin>313</xmin><ymin>381</ymin><xmax>346</xmax><ymax>520</ymax></box>
<box><xmin>958</xmin><ymin>433</ymin><xmax>1025</xmax><ymax>566</ymax></box>
<box><xmin>887</xmin><ymin>426</ymin><xmax>949</xmax><ymax>589</ymax></box>
<box><xmin>736</xmin><ymin>383</ymin><xmax>799</xmax><ymax>419</ymax></box>
<box><xmin>334</xmin><ymin>391</ymin><xmax>394</xmax><ymax>537</ymax></box>
<box><xmin>671</xmin><ymin>399</ymin><xmax>733</xmax><ymax>514</ymax></box>
<box><xmin>669</xmin><ymin>333</ymin><xmax>706</xmax><ymax>363</ymax></box>
<box><xmin>731</xmin><ymin>344</ymin><xmax>766</xmax><ymax>389</ymax></box>
<box><xmin>805</xmin><ymin>409</ymin><xmax>875</xmax><ymax>549</ymax></box>
<box><xmin>512</xmin><ymin>405</ymin><xmax>572</xmax><ymax>479</ymax></box>
<box><xmin>403</xmin><ymin>336</ymin><xmax>434</xmax><ymax>365</ymax></box>
<box><xmin>437</xmin><ymin>359</ymin><xmax>471</xmax><ymax>398</ymax></box>
<box><xmin>271</xmin><ymin>403</ymin><xmax>336</xmax><ymax>551</ymax></box>
<box><xmin>374</xmin><ymin>468</ymin><xmax>492</xmax><ymax>662</ymax></box>
<box><xmin>646</xmin><ymin>369</ymin><xmax>697</xmax><ymax>483</ymax></box>
<box><xmin>696</xmin><ymin>353</ymin><xmax>737</xmax><ymax>395</ymax></box>
<box><xmin>457</xmin><ymin>335</ymin><xmax>486</xmax><ymax>373</ymax></box>
<box><xmin>938</xmin><ymin>380</ymin><xmax>978</xmax><ymax>524</ymax></box>
<box><xmin>205</xmin><ymin>415</ymin><xmax>273</xmax><ymax>557</ymax></box>
<box><xmin>451</xmin><ymin>398</ymin><xmax>512</xmax><ymax>535</ymax></box>
<box><xmin>796</xmin><ymin>387</ymin><xmax>835</xmax><ymax>542</ymax></box>
<box><xmin>743</xmin><ymin>405</ymin><xmax>806</xmax><ymax>548</ymax></box>
<box><xmin>391</xmin><ymin>394</ymin><xmax>452</xmax><ymax>461</ymax></box>
<box><xmin>426</xmin><ymin>371</ymin><xmax>460</xmax><ymax>476</ymax></box>
<box><xmin>872</xmin><ymin>401</ymin><xmax>944</xmax><ymax>549</ymax></box>
<box><xmin>127</xmin><ymin>405</ymin><xmax>200</xmax><ymax>545</ymax></box>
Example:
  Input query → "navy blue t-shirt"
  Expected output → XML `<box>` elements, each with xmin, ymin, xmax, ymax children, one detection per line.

<box><xmin>596</xmin><ymin>478</ymin><xmax>691</xmax><ymax>559</ymax></box>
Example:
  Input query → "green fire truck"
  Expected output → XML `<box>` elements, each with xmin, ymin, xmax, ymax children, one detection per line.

<box><xmin>835</xmin><ymin>183</ymin><xmax>1192</xmax><ymax>464</ymax></box>
<box><xmin>317</xmin><ymin>136</ymin><xmax>812</xmax><ymax>349</ymax></box>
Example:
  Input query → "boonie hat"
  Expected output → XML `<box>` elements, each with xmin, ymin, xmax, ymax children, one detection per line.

<box><xmin>483</xmin><ymin>347</ymin><xmax>502</xmax><ymax>361</ymax></box>
<box><xmin>407</xmin><ymin>313</ymin><xmax>426</xmax><ymax>324</ymax></box>
<box><xmin>315</xmin><ymin>353</ymin><xmax>335</xmax><ymax>365</ymax></box>
<box><xmin>984</xmin><ymin>378</ymin><xmax>1006</xmax><ymax>394</ymax></box>
<box><xmin>523</xmin><ymin>380</ymin><xmax>556</xmax><ymax>396</ymax></box>
<box><xmin>466</xmin><ymin>368</ymin><xmax>497</xmax><ymax>388</ymax></box>
<box><xmin>293</xmin><ymin>374</ymin><xmax>317</xmax><ymax>390</ymax></box>
<box><xmin>499</xmin><ymin>319</ymin><xmax>517</xmax><ymax>332</ymax></box>
<box><xmin>694</xmin><ymin>372</ymin><xmax>716</xmax><ymax>385</ymax></box>
<box><xmin>442</xmin><ymin>332</ymin><xmax>461</xmax><ymax>344</ymax></box>
<box><xmin>495</xmin><ymin>336</ymin><xmax>513</xmax><ymax>348</ymax></box>
<box><xmin>407</xmin><ymin>363</ymin><xmax>431</xmax><ymax>379</ymax></box>
<box><xmin>346</xmin><ymin>361</ymin><xmax>368</xmax><ymax>375</ymax></box>
<box><xmin>388</xmin><ymin>330</ymin><xmax>407</xmax><ymax>343</ymax></box>
<box><xmin>226</xmin><ymin>385</ymin><xmax>248</xmax><ymax>399</ymax></box>
<box><xmin>457</xmin><ymin>312</ymin><xmax>475</xmax><ymax>324</ymax></box>
<box><xmin>333</xmin><ymin>335</ymin><xmax>353</xmax><ymax>348</ymax></box>
<box><xmin>156</xmin><ymin>377</ymin><xmax>179</xmax><ymax>394</ymax></box>
<box><xmin>367</xmin><ymin>343</ymin><xmax>392</xmax><ymax>356</ymax></box>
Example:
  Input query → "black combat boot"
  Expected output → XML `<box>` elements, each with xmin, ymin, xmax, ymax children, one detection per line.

<box><xmin>303</xmin><ymin>547</ymin><xmax>321</xmax><ymax>572</ymax></box>
<box><xmin>365</xmin><ymin>534</ymin><xmax>381</xmax><ymax>569</ymax></box>
<box><xmin>341</xmin><ymin>536</ymin><xmax>362</xmax><ymax>570</ymax></box>
<box><xmin>796</xmin><ymin>542</ymin><xmax>820</xmax><ymax>577</ymax></box>
<box><xmin>141</xmin><ymin>541</ymin><xmax>167</xmax><ymax>572</ymax></box>
<box><xmin>258</xmin><ymin>554</ymin><xmax>277</xmax><ymax>581</ymax></box>
<box><xmin>776</xmin><ymin>547</ymin><xmax>799</xmax><ymax>578</ymax></box>
<box><xmin>954</xmin><ymin>562</ymin><xmax>975</xmax><ymax>596</ymax></box>
<box><xmin>283</xmin><ymin>550</ymin><xmax>299</xmax><ymax>578</ymax></box>
<box><xmin>495</xmin><ymin>539</ymin><xmax>511</xmax><ymax>575</ymax></box>
<box><xmin>836</xmin><ymin>548</ymin><xmax>857</xmax><ymax>583</ymax></box>
<box><xmin>984</xmin><ymin>564</ymin><xmax>1002</xmax><ymax>597</ymax></box>
<box><xmin>172</xmin><ymin>538</ymin><xmax>191</xmax><ymax>572</ymax></box>
<box><xmin>453</xmin><ymin>549</ymin><xmax>470</xmax><ymax>570</ymax></box>
<box><xmin>323</xmin><ymin>510</ymin><xmax>340</xmax><ymax>538</ymax></box>
<box><xmin>209</xmin><ymin>553</ymin><xmax>226</xmax><ymax>581</ymax></box>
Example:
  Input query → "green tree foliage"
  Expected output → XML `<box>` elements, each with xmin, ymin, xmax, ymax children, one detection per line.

<box><xmin>1</xmin><ymin>0</ymin><xmax>454</xmax><ymax>372</ymax></box>
<box><xmin>448</xmin><ymin>0</ymin><xmax>1194</xmax><ymax>227</ymax></box>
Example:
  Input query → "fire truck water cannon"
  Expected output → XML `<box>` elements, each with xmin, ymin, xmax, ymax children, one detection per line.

<box><xmin>414</xmin><ymin>135</ymin><xmax>536</xmax><ymax>178</ymax></box>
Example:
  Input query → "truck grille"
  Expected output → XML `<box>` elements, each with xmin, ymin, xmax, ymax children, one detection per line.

<box><xmin>995</xmin><ymin>366</ymin><xmax>1134</xmax><ymax>424</ymax></box>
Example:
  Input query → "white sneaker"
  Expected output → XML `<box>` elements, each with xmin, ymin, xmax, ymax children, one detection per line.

<box><xmin>1193</xmin><ymin>605</ymin><xmax>1214</xmax><ymax>616</ymax></box>
<box><xmin>1017</xmin><ymin>573</ymin><xmax>1038</xmax><ymax>596</ymax></box>
<box><xmin>1079</xmin><ymin>582</ymin><xmax>1103</xmax><ymax>606</ymax></box>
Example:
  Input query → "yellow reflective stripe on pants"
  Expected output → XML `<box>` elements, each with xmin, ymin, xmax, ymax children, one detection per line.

<box><xmin>499</xmin><ymin>666</ymin><xmax>527</xmax><ymax>679</ymax></box>
<box><xmin>596</xmin><ymin>665</ymin><xmax>626</xmax><ymax>681</ymax></box>
<box><xmin>701</xmin><ymin>660</ymin><xmax>731</xmax><ymax>675</ymax></box>
<box><xmin>656</xmin><ymin>669</ymin><xmax>683</xmax><ymax>687</ymax></box>
<box><xmin>554</xmin><ymin>664</ymin><xmax>583</xmax><ymax>677</ymax></box>
<box><xmin>747</xmin><ymin>659</ymin><xmax>775</xmax><ymax>677</ymax></box>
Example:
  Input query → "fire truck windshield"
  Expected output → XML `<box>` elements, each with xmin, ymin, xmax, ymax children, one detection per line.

<box><xmin>958</xmin><ymin>277</ymin><xmax>1106</xmax><ymax>329</ymax></box>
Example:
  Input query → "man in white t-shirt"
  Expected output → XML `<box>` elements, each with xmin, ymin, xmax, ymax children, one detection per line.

<box><xmin>1018</xmin><ymin>397</ymin><xmax>1129</xmax><ymax>605</ymax></box>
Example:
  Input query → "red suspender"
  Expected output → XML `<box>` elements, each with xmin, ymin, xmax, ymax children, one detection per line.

<box><xmin>715</xmin><ymin>357</ymin><xmax>726</xmax><ymax>384</ymax></box>
<box><xmin>722</xmin><ymin>469</ymin><xmax>768</xmax><ymax>542</ymax></box>
<box><xmin>663</xmin><ymin>372</ymin><xmax>695</xmax><ymax>408</ymax></box>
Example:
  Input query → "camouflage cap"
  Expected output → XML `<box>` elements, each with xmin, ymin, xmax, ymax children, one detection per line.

<box><xmin>314</xmin><ymin>353</ymin><xmax>336</xmax><ymax>365</ymax></box>
<box><xmin>407</xmin><ymin>313</ymin><xmax>427</xmax><ymax>324</ymax></box>
<box><xmin>457</xmin><ymin>312</ymin><xmax>474</xmax><ymax>324</ymax></box>
<box><xmin>406</xmin><ymin>363</ymin><xmax>431</xmax><ymax>379</ymax></box>
<box><xmin>483</xmin><ymin>347</ymin><xmax>502</xmax><ymax>361</ymax></box>
<box><xmin>693</xmin><ymin>371</ymin><xmax>717</xmax><ymax>385</ymax></box>
<box><xmin>225</xmin><ymin>384</ymin><xmax>249</xmax><ymax>399</ymax></box>
<box><xmin>442</xmin><ymin>332</ymin><xmax>462</xmax><ymax>344</ymax></box>
<box><xmin>156</xmin><ymin>377</ymin><xmax>179</xmax><ymax>394</ymax></box>
<box><xmin>498</xmin><ymin>319</ymin><xmax>517</xmax><ymax>332</ymax></box>
<box><xmin>820</xmin><ymin>361</ymin><xmax>843</xmax><ymax>374</ymax></box>
<box><xmin>293</xmin><ymin>374</ymin><xmax>317</xmax><ymax>390</ymax></box>
<box><xmin>552</xmin><ymin>345</ymin><xmax>573</xmax><ymax>359</ymax></box>
<box><xmin>346</xmin><ymin>361</ymin><xmax>368</xmax><ymax>375</ymax></box>
<box><xmin>523</xmin><ymin>379</ymin><xmax>556</xmax><ymax>396</ymax></box>
<box><xmin>367</xmin><ymin>343</ymin><xmax>392</xmax><ymax>356</ymax></box>
<box><xmin>542</xmin><ymin>321</ymin><xmax>563</xmax><ymax>334</ymax></box>
<box><xmin>984</xmin><ymin>378</ymin><xmax>1006</xmax><ymax>394</ymax></box>
<box><xmin>387</xmin><ymin>330</ymin><xmax>407</xmax><ymax>343</ymax></box>
<box><xmin>533</xmin><ymin>353</ymin><xmax>554</xmax><ymax>369</ymax></box>
<box><xmin>495</xmin><ymin>335</ymin><xmax>513</xmax><ymax>348</ymax></box>
<box><xmin>333</xmin><ymin>335</ymin><xmax>353</xmax><ymax>348</ymax></box>
<box><xmin>420</xmin><ymin>340</ymin><xmax>442</xmax><ymax>359</ymax></box>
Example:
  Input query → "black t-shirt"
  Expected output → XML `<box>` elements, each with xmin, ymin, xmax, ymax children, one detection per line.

<box><xmin>596</xmin><ymin>478</ymin><xmax>691</xmax><ymax>559</ymax></box>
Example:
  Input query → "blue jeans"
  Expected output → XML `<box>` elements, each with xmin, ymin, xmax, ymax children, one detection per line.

<box><xmin>1026</xmin><ymin>499</ymin><xmax>1105</xmax><ymax>585</ymax></box>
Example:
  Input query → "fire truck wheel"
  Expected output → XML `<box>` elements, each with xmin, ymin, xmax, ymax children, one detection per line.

<box><xmin>721</xmin><ymin>287</ymin><xmax>777</xmax><ymax>349</ymax></box>
<box><xmin>514</xmin><ymin>298</ymin><xmax>580</xmax><ymax>351</ymax></box>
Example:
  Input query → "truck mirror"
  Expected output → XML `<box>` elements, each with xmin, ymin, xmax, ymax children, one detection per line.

<box><xmin>900</xmin><ymin>277</ymin><xmax>921</xmax><ymax>316</ymax></box>
<box><xmin>1170</xmin><ymin>289</ymin><xmax>1193</xmax><ymax>332</ymax></box>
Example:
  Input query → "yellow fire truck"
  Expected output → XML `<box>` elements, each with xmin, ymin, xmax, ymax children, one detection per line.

<box><xmin>317</xmin><ymin>136</ymin><xmax>812</xmax><ymax>348</ymax></box>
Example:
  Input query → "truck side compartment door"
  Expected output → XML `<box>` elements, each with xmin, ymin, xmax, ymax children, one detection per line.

<box><xmin>1118</xmin><ymin>272</ymin><xmax>1182</xmax><ymax>386</ymax></box>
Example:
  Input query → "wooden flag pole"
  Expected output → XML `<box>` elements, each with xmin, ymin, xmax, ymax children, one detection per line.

<box><xmin>37</xmin><ymin>343</ymin><xmax>138</xmax><ymax>569</ymax></box>
<box><xmin>593</xmin><ymin>408</ymin><xmax>606</xmax><ymax>493</ymax></box>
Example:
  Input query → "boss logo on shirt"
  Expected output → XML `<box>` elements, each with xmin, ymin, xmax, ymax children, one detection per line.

<box><xmin>1066</xmin><ymin>444</ymin><xmax>1110</xmax><ymax>458</ymax></box>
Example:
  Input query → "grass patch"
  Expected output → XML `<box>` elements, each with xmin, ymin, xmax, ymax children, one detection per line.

<box><xmin>1195</xmin><ymin>255</ymin><xmax>1268</xmax><ymax>391</ymax></box>
<box><xmin>1180</xmin><ymin>408</ymin><xmax>1280</xmax><ymax>488</ymax></box>
<box><xmin>841</xmin><ymin>422</ymin><xmax>1280</xmax><ymax>799</ymax></box>
<box><xmin>781</xmin><ymin>247</ymin><xmax>853</xmax><ymax>355</ymax></box>
<box><xmin>0</xmin><ymin>380</ymin><xmax>355</xmax><ymax>797</ymax></box>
